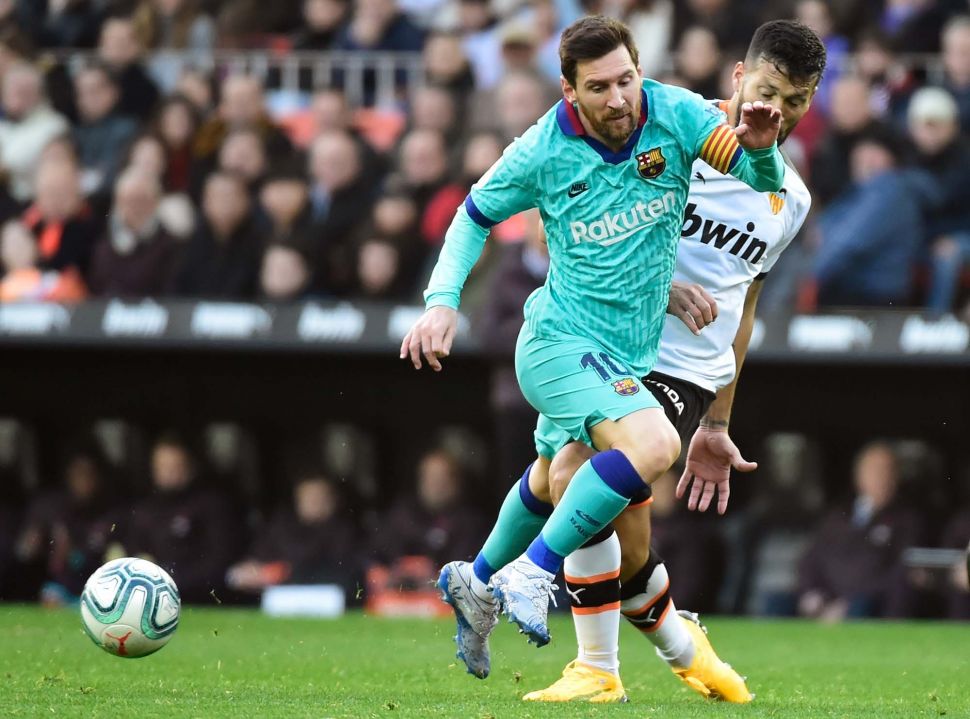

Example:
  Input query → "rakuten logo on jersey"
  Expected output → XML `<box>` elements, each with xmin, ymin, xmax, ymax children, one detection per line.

<box><xmin>571</xmin><ymin>191</ymin><xmax>676</xmax><ymax>247</ymax></box>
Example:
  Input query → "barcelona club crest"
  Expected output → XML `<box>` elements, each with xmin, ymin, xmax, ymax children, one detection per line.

<box><xmin>612</xmin><ymin>378</ymin><xmax>640</xmax><ymax>396</ymax></box>
<box><xmin>768</xmin><ymin>188</ymin><xmax>787</xmax><ymax>215</ymax></box>
<box><xmin>636</xmin><ymin>148</ymin><xmax>666</xmax><ymax>179</ymax></box>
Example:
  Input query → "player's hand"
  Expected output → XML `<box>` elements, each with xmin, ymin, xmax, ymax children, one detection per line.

<box><xmin>667</xmin><ymin>281</ymin><xmax>718</xmax><ymax>335</ymax></box>
<box><xmin>734</xmin><ymin>101</ymin><xmax>782</xmax><ymax>150</ymax></box>
<box><xmin>676</xmin><ymin>425</ymin><xmax>757</xmax><ymax>514</ymax></box>
<box><xmin>399</xmin><ymin>305</ymin><xmax>458</xmax><ymax>371</ymax></box>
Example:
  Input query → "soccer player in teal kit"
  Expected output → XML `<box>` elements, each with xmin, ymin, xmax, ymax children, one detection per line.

<box><xmin>400</xmin><ymin>14</ymin><xmax>782</xmax><ymax>690</ymax></box>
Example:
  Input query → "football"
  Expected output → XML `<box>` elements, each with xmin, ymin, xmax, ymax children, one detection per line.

<box><xmin>80</xmin><ymin>557</ymin><xmax>181</xmax><ymax>658</ymax></box>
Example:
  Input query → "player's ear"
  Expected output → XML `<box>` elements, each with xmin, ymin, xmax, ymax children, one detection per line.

<box><xmin>732</xmin><ymin>61</ymin><xmax>744</xmax><ymax>94</ymax></box>
<box><xmin>561</xmin><ymin>75</ymin><xmax>576</xmax><ymax>103</ymax></box>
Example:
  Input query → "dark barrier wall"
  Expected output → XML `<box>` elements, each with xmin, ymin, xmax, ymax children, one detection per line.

<box><xmin>0</xmin><ymin>300</ymin><xmax>967</xmax><ymax>505</ymax></box>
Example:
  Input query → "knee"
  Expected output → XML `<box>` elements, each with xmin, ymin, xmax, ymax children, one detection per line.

<box><xmin>622</xmin><ymin>424</ymin><xmax>681</xmax><ymax>481</ymax></box>
<box><xmin>549</xmin><ymin>442</ymin><xmax>594</xmax><ymax>504</ymax></box>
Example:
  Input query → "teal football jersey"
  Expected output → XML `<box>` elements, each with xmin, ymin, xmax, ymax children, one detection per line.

<box><xmin>424</xmin><ymin>78</ymin><xmax>783</xmax><ymax>375</ymax></box>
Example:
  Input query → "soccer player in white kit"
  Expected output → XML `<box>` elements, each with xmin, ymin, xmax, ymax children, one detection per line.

<box><xmin>523</xmin><ymin>20</ymin><xmax>825</xmax><ymax>703</ymax></box>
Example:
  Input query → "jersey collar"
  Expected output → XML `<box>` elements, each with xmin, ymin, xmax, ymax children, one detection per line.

<box><xmin>556</xmin><ymin>89</ymin><xmax>648</xmax><ymax>165</ymax></box>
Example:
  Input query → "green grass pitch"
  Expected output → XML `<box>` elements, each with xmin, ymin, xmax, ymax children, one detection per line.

<box><xmin>0</xmin><ymin>605</ymin><xmax>966</xmax><ymax>718</ymax></box>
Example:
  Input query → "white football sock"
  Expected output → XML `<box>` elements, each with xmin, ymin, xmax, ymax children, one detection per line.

<box><xmin>564</xmin><ymin>532</ymin><xmax>621</xmax><ymax>675</ymax></box>
<box><xmin>621</xmin><ymin>561</ymin><xmax>695</xmax><ymax>669</ymax></box>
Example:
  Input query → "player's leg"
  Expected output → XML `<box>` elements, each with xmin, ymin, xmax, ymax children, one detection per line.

<box><xmin>438</xmin><ymin>454</ymin><xmax>552</xmax><ymax>678</ymax></box>
<box><xmin>541</xmin><ymin>450</ymin><xmax>751</xmax><ymax>702</ymax></box>
<box><xmin>523</xmin><ymin>441</ymin><xmax>627</xmax><ymax>703</ymax></box>
<box><xmin>493</xmin><ymin>329</ymin><xmax>678</xmax><ymax>645</ymax></box>
<box><xmin>497</xmin><ymin>408</ymin><xmax>680</xmax><ymax>643</ymax></box>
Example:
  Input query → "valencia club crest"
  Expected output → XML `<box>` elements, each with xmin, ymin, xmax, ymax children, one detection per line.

<box><xmin>636</xmin><ymin>148</ymin><xmax>666</xmax><ymax>179</ymax></box>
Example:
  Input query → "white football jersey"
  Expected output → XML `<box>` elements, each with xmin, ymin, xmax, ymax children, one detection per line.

<box><xmin>652</xmin><ymin>150</ymin><xmax>811</xmax><ymax>393</ymax></box>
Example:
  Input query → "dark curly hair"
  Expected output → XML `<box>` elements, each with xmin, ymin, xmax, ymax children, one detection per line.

<box><xmin>746</xmin><ymin>20</ymin><xmax>827</xmax><ymax>85</ymax></box>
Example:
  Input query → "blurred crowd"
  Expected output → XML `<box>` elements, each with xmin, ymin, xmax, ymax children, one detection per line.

<box><xmin>0</xmin><ymin>0</ymin><xmax>964</xmax><ymax>315</ymax></box>
<box><xmin>0</xmin><ymin>423</ymin><xmax>966</xmax><ymax>621</ymax></box>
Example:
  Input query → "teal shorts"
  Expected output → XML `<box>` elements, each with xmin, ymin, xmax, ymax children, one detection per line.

<box><xmin>515</xmin><ymin>325</ymin><xmax>661</xmax><ymax>459</ymax></box>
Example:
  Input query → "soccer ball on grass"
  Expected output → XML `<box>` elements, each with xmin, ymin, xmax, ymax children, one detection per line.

<box><xmin>80</xmin><ymin>557</ymin><xmax>180</xmax><ymax>658</ymax></box>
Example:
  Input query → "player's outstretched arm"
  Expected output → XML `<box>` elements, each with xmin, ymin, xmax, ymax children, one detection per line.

<box><xmin>676</xmin><ymin>280</ymin><xmax>764</xmax><ymax>512</ymax></box>
<box><xmin>400</xmin><ymin>305</ymin><xmax>458</xmax><ymax>371</ymax></box>
<box><xmin>696</xmin><ymin>103</ymin><xmax>783</xmax><ymax>192</ymax></box>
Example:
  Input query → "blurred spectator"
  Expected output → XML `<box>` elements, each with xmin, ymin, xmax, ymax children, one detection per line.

<box><xmin>41</xmin><ymin>443</ymin><xmax>120</xmax><ymax>605</ymax></box>
<box><xmin>173</xmin><ymin>170</ymin><xmax>261</xmax><ymax>299</ymax></box>
<box><xmin>87</xmin><ymin>167</ymin><xmax>180</xmax><ymax>298</ymax></box>
<box><xmin>292</xmin><ymin>89</ymin><xmax>386</xmax><ymax>178</ymax></box>
<box><xmin>419</xmin><ymin>129</ymin><xmax>501</xmax><ymax>261</ymax></box>
<box><xmin>809</xmin><ymin>75</ymin><xmax>894</xmax><ymax>208</ymax></box>
<box><xmin>13</xmin><ymin>439</ymin><xmax>116</xmax><ymax>604</ymax></box>
<box><xmin>941</xmin><ymin>16</ymin><xmax>970</xmax><ymax>134</ymax></box>
<box><xmin>258</xmin><ymin>163</ymin><xmax>313</xmax><ymax>240</ymax></box>
<box><xmin>22</xmin><ymin>158</ymin><xmax>100</xmax><ymax>277</ymax></box>
<box><xmin>456</xmin><ymin>0</ymin><xmax>502</xmax><ymax>89</ymax></box>
<box><xmin>853</xmin><ymin>28</ymin><xmax>913</xmax><ymax>125</ymax></box>
<box><xmin>216</xmin><ymin>127</ymin><xmax>268</xmax><ymax>195</ymax></box>
<box><xmin>0</xmin><ymin>62</ymin><xmax>69</xmax><ymax>202</ymax></box>
<box><xmin>812</xmin><ymin>132</ymin><xmax>927</xmax><ymax>307</ymax></box>
<box><xmin>793</xmin><ymin>0</ymin><xmax>849</xmax><ymax>116</ymax></box>
<box><xmin>422</xmin><ymin>31</ymin><xmax>476</xmax><ymax>101</ymax></box>
<box><xmin>292</xmin><ymin>0</ymin><xmax>349</xmax><ymax>50</ymax></box>
<box><xmin>192</xmin><ymin>74</ymin><xmax>292</xmax><ymax>173</ymax></box>
<box><xmin>496</xmin><ymin>19</ymin><xmax>541</xmax><ymax>79</ymax></box>
<box><xmin>123</xmin><ymin>132</ymin><xmax>197</xmax><ymax>241</ymax></box>
<box><xmin>226</xmin><ymin>473</ymin><xmax>360</xmax><ymax>596</ymax></box>
<box><xmin>152</xmin><ymin>94</ymin><xmax>200</xmax><ymax>193</ymax></box>
<box><xmin>484</xmin><ymin>70</ymin><xmax>551</xmax><ymax>143</ymax></box>
<box><xmin>355</xmin><ymin>235</ymin><xmax>410</xmax><ymax>300</ymax></box>
<box><xmin>878</xmin><ymin>0</ymin><xmax>951</xmax><ymax>54</ymax></box>
<box><xmin>902</xmin><ymin>87</ymin><xmax>970</xmax><ymax>313</ymax></box>
<box><xmin>674</xmin><ymin>25</ymin><xmax>722</xmax><ymax>98</ymax></box>
<box><xmin>97</xmin><ymin>15</ymin><xmax>161</xmax><ymax>122</ymax></box>
<box><xmin>136</xmin><ymin>0</ymin><xmax>214</xmax><ymax>50</ymax></box>
<box><xmin>174</xmin><ymin>65</ymin><xmax>214</xmax><ymax>113</ymax></box>
<box><xmin>395</xmin><ymin>128</ymin><xmax>456</xmax><ymax>242</ymax></box>
<box><xmin>124</xmin><ymin>433</ymin><xmax>241</xmax><ymax>603</ymax></box>
<box><xmin>798</xmin><ymin>441</ymin><xmax>923</xmax><ymax>620</ymax></box>
<box><xmin>623</xmin><ymin>0</ymin><xmax>674</xmax><ymax>80</ymax></box>
<box><xmin>72</xmin><ymin>61</ymin><xmax>138</xmax><ymax>198</ymax></box>
<box><xmin>0</xmin><ymin>28</ymin><xmax>77</xmax><ymax>121</ymax></box>
<box><xmin>476</xmin><ymin>208</ymin><xmax>547</xmax><ymax>501</ymax></box>
<box><xmin>308</xmin><ymin>129</ymin><xmax>376</xmax><ymax>293</ymax></box>
<box><xmin>409</xmin><ymin>84</ymin><xmax>461</xmax><ymax>142</ymax></box>
<box><xmin>352</xmin><ymin>191</ymin><xmax>423</xmax><ymax>298</ymax></box>
<box><xmin>372</xmin><ymin>448</ymin><xmax>487</xmax><ymax>567</ymax></box>
<box><xmin>650</xmin><ymin>469</ymin><xmax>726</xmax><ymax>613</ymax></box>
<box><xmin>672</xmin><ymin>0</ymin><xmax>759</xmax><ymax>52</ymax></box>
<box><xmin>16</xmin><ymin>0</ymin><xmax>102</xmax><ymax>48</ymax></box>
<box><xmin>335</xmin><ymin>0</ymin><xmax>424</xmax><ymax>52</ymax></box>
<box><xmin>137</xmin><ymin>0</ymin><xmax>216</xmax><ymax>91</ymax></box>
<box><xmin>260</xmin><ymin>243</ymin><xmax>314</xmax><ymax>302</ymax></box>
<box><xmin>0</xmin><ymin>218</ymin><xmax>86</xmax><ymax>301</ymax></box>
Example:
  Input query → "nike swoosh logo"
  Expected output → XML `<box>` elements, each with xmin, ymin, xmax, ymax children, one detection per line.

<box><xmin>568</xmin><ymin>184</ymin><xmax>589</xmax><ymax>198</ymax></box>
